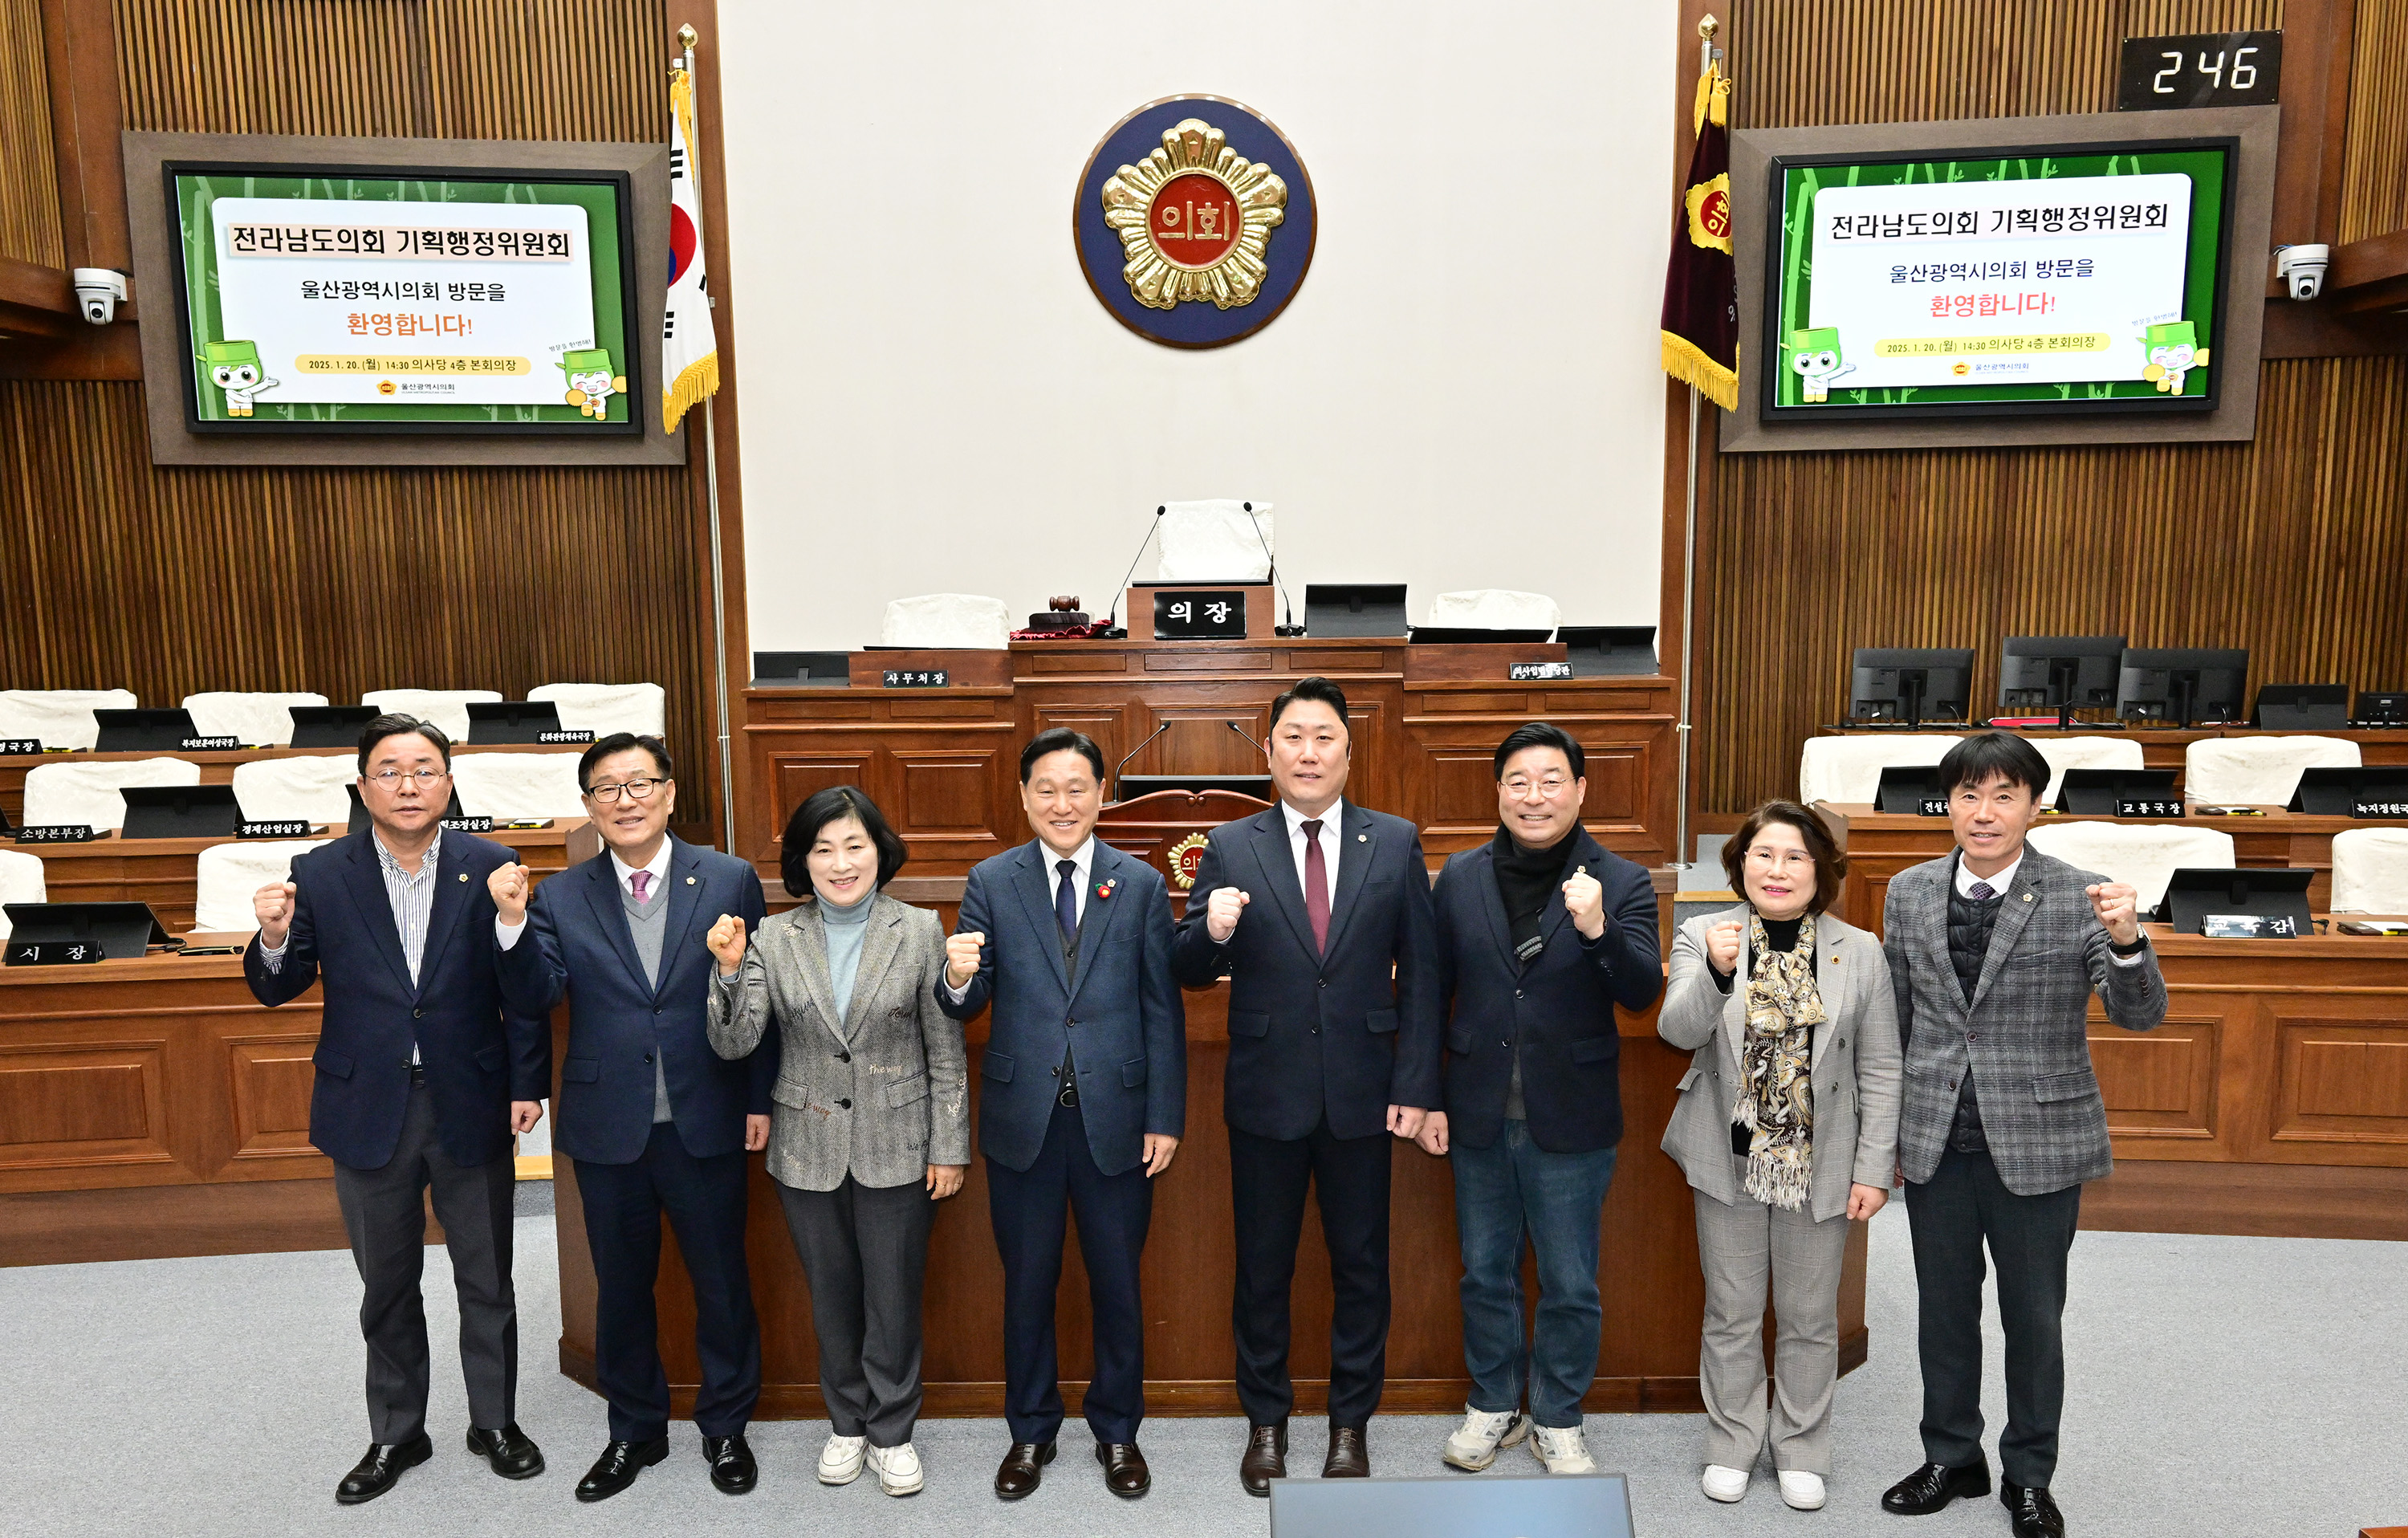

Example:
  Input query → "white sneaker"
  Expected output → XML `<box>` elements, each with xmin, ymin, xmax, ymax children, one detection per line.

<box><xmin>1440</xmin><ymin>1405</ymin><xmax>1528</xmax><ymax>1471</ymax></box>
<box><xmin>1702</xmin><ymin>1463</ymin><xmax>1751</xmax><ymax>1502</ymax></box>
<box><xmin>868</xmin><ymin>1441</ymin><xmax>924</xmax><ymax>1496</ymax></box>
<box><xmin>1778</xmin><ymin>1470</ymin><xmax>1827</xmax><ymax>1510</ymax></box>
<box><xmin>1529</xmin><ymin>1423</ymin><xmax>1596</xmax><ymax>1475</ymax></box>
<box><xmin>817</xmin><ymin>1432</ymin><xmax>866</xmax><ymax>1485</ymax></box>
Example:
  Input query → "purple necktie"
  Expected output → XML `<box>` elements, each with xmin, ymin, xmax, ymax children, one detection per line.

<box><xmin>630</xmin><ymin>870</ymin><xmax>652</xmax><ymax>903</ymax></box>
<box><xmin>1967</xmin><ymin>881</ymin><xmax>1995</xmax><ymax>901</ymax></box>
<box><xmin>1300</xmin><ymin>819</ymin><xmax>1330</xmax><ymax>955</ymax></box>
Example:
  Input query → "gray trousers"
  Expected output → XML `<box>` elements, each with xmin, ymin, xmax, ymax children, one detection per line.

<box><xmin>1693</xmin><ymin>1172</ymin><xmax>1849</xmax><ymax>1475</ymax></box>
<box><xmin>776</xmin><ymin>1175</ymin><xmax>934</xmax><ymax>1447</ymax></box>
<box><xmin>332</xmin><ymin>1079</ymin><xmax>518</xmax><ymax>1443</ymax></box>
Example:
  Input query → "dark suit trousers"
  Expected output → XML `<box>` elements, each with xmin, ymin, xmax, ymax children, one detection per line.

<box><xmin>775</xmin><ymin>1175</ymin><xmax>934</xmax><ymax>1448</ymax></box>
<box><xmin>1906</xmin><ymin>1147</ymin><xmax>2081</xmax><ymax>1487</ymax></box>
<box><xmin>332</xmin><ymin>1076</ymin><xmax>517</xmax><ymax>1443</ymax></box>
<box><xmin>986</xmin><ymin>1099</ymin><xmax>1153</xmax><ymax>1446</ymax></box>
<box><xmin>572</xmin><ymin>1121</ymin><xmax>761</xmax><ymax>1441</ymax></box>
<box><xmin>1227</xmin><ymin>1117</ymin><xmax>1393</xmax><ymax>1429</ymax></box>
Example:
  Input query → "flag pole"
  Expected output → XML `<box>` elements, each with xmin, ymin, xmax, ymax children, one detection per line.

<box><xmin>1674</xmin><ymin>14</ymin><xmax>1719</xmax><ymax>875</ymax></box>
<box><xmin>674</xmin><ymin>21</ymin><xmax>738</xmax><ymax>856</ymax></box>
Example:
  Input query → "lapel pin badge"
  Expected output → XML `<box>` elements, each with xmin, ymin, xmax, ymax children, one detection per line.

<box><xmin>1357</xmin><ymin>832</ymin><xmax>1367</xmax><ymax>843</ymax></box>
<box><xmin>1096</xmin><ymin>878</ymin><xmax>1116</xmax><ymax>900</ymax></box>
<box><xmin>686</xmin><ymin>876</ymin><xmax>697</xmax><ymax>885</ymax></box>
<box><xmin>457</xmin><ymin>873</ymin><xmax>468</xmax><ymax>882</ymax></box>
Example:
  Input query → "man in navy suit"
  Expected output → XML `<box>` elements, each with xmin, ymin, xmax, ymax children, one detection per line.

<box><xmin>490</xmin><ymin>733</ymin><xmax>774</xmax><ymax>1502</ymax></box>
<box><xmin>245</xmin><ymin>714</ymin><xmax>550</xmax><ymax>1505</ymax></box>
<box><xmin>1414</xmin><ymin>722</ymin><xmax>1662</xmax><ymax>1478</ymax></box>
<box><xmin>1170</xmin><ymin>675</ymin><xmax>1442</xmax><ymax>1491</ymax></box>
<box><xmin>938</xmin><ymin>728</ymin><xmax>1186</xmax><ymax>1500</ymax></box>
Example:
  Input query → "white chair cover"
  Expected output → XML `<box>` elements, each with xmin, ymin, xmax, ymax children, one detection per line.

<box><xmin>1156</xmin><ymin>499</ymin><xmax>1275</xmax><ymax>581</ymax></box>
<box><xmin>1426</xmin><ymin>589</ymin><xmax>1561</xmax><ymax>633</ymax></box>
<box><xmin>2027</xmin><ymin>734</ymin><xmax>2146</xmax><ymax>804</ymax></box>
<box><xmin>2330</xmin><ymin>828</ymin><xmax>2408</xmax><ymax>913</ymax></box>
<box><xmin>877</xmin><ymin>595</ymin><xmax>1011</xmax><ymax>650</ymax></box>
<box><xmin>527</xmin><ymin>682</ymin><xmax>667</xmax><ymax>738</ymax></box>
<box><xmin>0</xmin><ymin>689</ymin><xmax>137</xmax><ymax>751</ymax></box>
<box><xmin>193</xmin><ymin>840</ymin><xmax>331</xmax><ymax>932</ymax></box>
<box><xmin>359</xmin><ymin>689</ymin><xmax>504</xmax><ymax>744</ymax></box>
<box><xmin>0</xmin><ymin>848</ymin><xmax>47</xmax><ymax>942</ymax></box>
<box><xmin>2026</xmin><ymin>821</ymin><xmax>2236</xmax><ymax>911</ymax></box>
<box><xmin>232</xmin><ymin>755</ymin><xmax>356</xmax><ymax>824</ymax></box>
<box><xmin>2183</xmin><ymin>734</ymin><xmax>2361</xmax><ymax>804</ymax></box>
<box><xmin>450</xmin><ymin>752</ymin><xmax>587</xmax><ymax>820</ymax></box>
<box><xmin>22</xmin><ymin>756</ymin><xmax>201</xmax><ymax>830</ymax></box>
<box><xmin>181</xmin><ymin>691</ymin><xmax>328</xmax><ymax>747</ymax></box>
<box><xmin>1796</xmin><ymin>734</ymin><xmax>1965</xmax><ymax>805</ymax></box>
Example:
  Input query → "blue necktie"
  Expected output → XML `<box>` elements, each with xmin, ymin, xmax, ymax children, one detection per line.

<box><xmin>1056</xmin><ymin>860</ymin><xmax>1079</xmax><ymax>943</ymax></box>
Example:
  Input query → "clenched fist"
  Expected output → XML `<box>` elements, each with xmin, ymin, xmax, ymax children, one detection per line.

<box><xmin>707</xmin><ymin>913</ymin><xmax>748</xmax><ymax>975</ymax></box>
<box><xmin>1704</xmin><ymin>918</ymin><xmax>1743</xmax><ymax>974</ymax></box>
<box><xmin>945</xmin><ymin>930</ymin><xmax>987</xmax><ymax>989</ymax></box>
<box><xmin>1562</xmin><ymin>869</ymin><xmax>1607</xmax><ymax>939</ymax></box>
<box><xmin>487</xmin><ymin>861</ymin><xmax>532</xmax><ymax>924</ymax></box>
<box><xmin>1204</xmin><ymin>886</ymin><xmax>1251</xmax><ymax>943</ymax></box>
<box><xmin>2085</xmin><ymin>881</ymin><xmax>2142</xmax><ymax>946</ymax></box>
<box><xmin>254</xmin><ymin>881</ymin><xmax>298</xmax><ymax>949</ymax></box>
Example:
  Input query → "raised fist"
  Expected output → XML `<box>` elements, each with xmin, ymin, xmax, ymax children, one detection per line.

<box><xmin>1563</xmin><ymin>869</ymin><xmax>1606</xmax><ymax>938</ymax></box>
<box><xmin>1704</xmin><ymin>918</ymin><xmax>1743</xmax><ymax>974</ymax></box>
<box><xmin>254</xmin><ymin>881</ymin><xmax>298</xmax><ymax>949</ymax></box>
<box><xmin>1205</xmin><ymin>886</ymin><xmax>1251</xmax><ymax>944</ymax></box>
<box><xmin>2086</xmin><ymin>881</ymin><xmax>2142</xmax><ymax>946</ymax></box>
<box><xmin>707</xmin><ymin>913</ymin><xmax>748</xmax><ymax>974</ymax></box>
<box><xmin>487</xmin><ymin>861</ymin><xmax>531</xmax><ymax>924</ymax></box>
<box><xmin>945</xmin><ymin>930</ymin><xmax>987</xmax><ymax>989</ymax></box>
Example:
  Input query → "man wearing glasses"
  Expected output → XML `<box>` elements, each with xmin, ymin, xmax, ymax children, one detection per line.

<box><xmin>490</xmin><ymin>732</ymin><xmax>773</xmax><ymax>1502</ymax></box>
<box><xmin>246</xmin><ymin>714</ymin><xmax>551</xmax><ymax>1504</ymax></box>
<box><xmin>1413</xmin><ymin>722</ymin><xmax>1661</xmax><ymax>1476</ymax></box>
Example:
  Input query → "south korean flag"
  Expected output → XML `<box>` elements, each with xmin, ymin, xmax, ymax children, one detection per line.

<box><xmin>662</xmin><ymin>63</ymin><xmax>718</xmax><ymax>433</ymax></box>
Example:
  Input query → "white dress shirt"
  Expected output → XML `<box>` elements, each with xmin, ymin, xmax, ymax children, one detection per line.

<box><xmin>1280</xmin><ymin>798</ymin><xmax>1342</xmax><ymax>909</ymax></box>
<box><xmin>943</xmin><ymin>835</ymin><xmax>1094</xmax><ymax>1002</ymax></box>
<box><xmin>496</xmin><ymin>840</ymin><xmax>668</xmax><ymax>948</ymax></box>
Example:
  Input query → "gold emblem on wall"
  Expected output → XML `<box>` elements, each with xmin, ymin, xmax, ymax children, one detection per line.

<box><xmin>1166</xmin><ymin>832</ymin><xmax>1210</xmax><ymax>891</ymax></box>
<box><xmin>1100</xmin><ymin>119</ymin><xmax>1287</xmax><ymax>311</ymax></box>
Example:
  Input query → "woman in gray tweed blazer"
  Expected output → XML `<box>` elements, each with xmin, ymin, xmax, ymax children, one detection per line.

<box><xmin>707</xmin><ymin>786</ymin><xmax>969</xmax><ymax>1498</ymax></box>
<box><xmin>1658</xmin><ymin>800</ymin><xmax>1901</xmax><ymax>1514</ymax></box>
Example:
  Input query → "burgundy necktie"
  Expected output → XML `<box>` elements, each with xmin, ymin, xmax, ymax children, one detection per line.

<box><xmin>1300</xmin><ymin>818</ymin><xmax>1330</xmax><ymax>954</ymax></box>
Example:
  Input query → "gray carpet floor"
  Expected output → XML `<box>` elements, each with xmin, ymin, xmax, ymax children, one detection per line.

<box><xmin>2</xmin><ymin>1188</ymin><xmax>2402</xmax><ymax>1537</ymax></box>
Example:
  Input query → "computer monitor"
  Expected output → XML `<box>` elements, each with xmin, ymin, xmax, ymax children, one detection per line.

<box><xmin>2</xmin><ymin>901</ymin><xmax>173</xmax><ymax>961</ymax></box>
<box><xmin>2251</xmin><ymin>683</ymin><xmax>2350</xmax><ymax>730</ymax></box>
<box><xmin>92</xmin><ymin>707</ymin><xmax>202</xmax><ymax>751</ymax></box>
<box><xmin>2353</xmin><ymin>690</ymin><xmax>2407</xmax><ymax>727</ymax></box>
<box><xmin>1303</xmin><ymin>584</ymin><xmax>1408</xmax><ymax>638</ymax></box>
<box><xmin>1999</xmin><ymin>635</ymin><xmax>2125</xmax><ymax>726</ymax></box>
<box><xmin>119</xmin><ymin>784</ymin><xmax>242</xmax><ymax>840</ymax></box>
<box><xmin>1873</xmin><ymin>764</ymin><xmax>1948</xmax><ymax>814</ymax></box>
<box><xmin>288</xmin><ymin>704</ymin><xmax>380</xmax><ymax>748</ymax></box>
<box><xmin>752</xmin><ymin>650</ymin><xmax>853</xmax><ymax>685</ymax></box>
<box><xmin>2153</xmin><ymin>867</ymin><xmax>2314</xmax><ymax>934</ymax></box>
<box><xmin>1408</xmin><ymin>625</ymin><xmax>1555</xmax><ymax>644</ymax></box>
<box><xmin>2288</xmin><ymin>767</ymin><xmax>2408</xmax><ymax>816</ymax></box>
<box><xmin>2054</xmin><ymin>767</ymin><xmax>2179</xmax><ymax>816</ymax></box>
<box><xmin>1849</xmin><ymin>648</ymin><xmax>1973</xmax><ymax>726</ymax></box>
<box><xmin>1556</xmin><ymin>625</ymin><xmax>1660</xmax><ymax>677</ymax></box>
<box><xmin>463</xmin><ymin>700</ymin><xmax>567</xmax><ymax>744</ymax></box>
<box><xmin>2116</xmin><ymin>647</ymin><xmax>2248</xmax><ymax>726</ymax></box>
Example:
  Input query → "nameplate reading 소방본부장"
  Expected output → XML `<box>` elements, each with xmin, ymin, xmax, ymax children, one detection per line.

<box><xmin>7</xmin><ymin>939</ymin><xmax>107</xmax><ymax>966</ymax></box>
<box><xmin>15</xmin><ymin>824</ymin><xmax>98</xmax><ymax>844</ymax></box>
<box><xmin>883</xmin><ymin>670</ymin><xmax>950</xmax><ymax>689</ymax></box>
<box><xmin>2117</xmin><ymin>795</ymin><xmax>2185</xmax><ymax>818</ymax></box>
<box><xmin>1510</xmin><ymin>661</ymin><xmax>1575</xmax><ymax>682</ymax></box>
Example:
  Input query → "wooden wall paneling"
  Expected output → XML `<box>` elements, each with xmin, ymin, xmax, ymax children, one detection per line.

<box><xmin>2</xmin><ymin>0</ymin><xmax>67</xmax><ymax>271</ymax></box>
<box><xmin>2338</xmin><ymin>0</ymin><xmax>2406</xmax><ymax>243</ymax></box>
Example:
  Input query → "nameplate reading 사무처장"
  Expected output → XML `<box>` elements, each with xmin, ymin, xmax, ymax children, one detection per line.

<box><xmin>883</xmin><ymin>670</ymin><xmax>950</xmax><ymax>688</ymax></box>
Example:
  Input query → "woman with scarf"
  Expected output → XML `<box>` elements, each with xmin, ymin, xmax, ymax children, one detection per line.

<box><xmin>1661</xmin><ymin>800</ymin><xmax>1902</xmax><ymax>1512</ymax></box>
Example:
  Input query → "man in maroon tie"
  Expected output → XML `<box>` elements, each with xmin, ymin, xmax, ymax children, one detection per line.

<box><xmin>1171</xmin><ymin>676</ymin><xmax>1442</xmax><ymax>1492</ymax></box>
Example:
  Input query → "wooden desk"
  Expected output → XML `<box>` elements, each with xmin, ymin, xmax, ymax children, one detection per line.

<box><xmin>738</xmin><ymin>640</ymin><xmax>1679</xmax><ymax>880</ymax></box>
<box><xmin>1815</xmin><ymin>804</ymin><xmax>2408</xmax><ymax>934</ymax></box>
<box><xmin>0</xmin><ymin>740</ymin><xmax>584</xmax><ymax>822</ymax></box>
<box><xmin>1817</xmin><ymin>725</ymin><xmax>2408</xmax><ymax>800</ymax></box>
<box><xmin>11</xmin><ymin>818</ymin><xmax>590</xmax><ymax>932</ymax></box>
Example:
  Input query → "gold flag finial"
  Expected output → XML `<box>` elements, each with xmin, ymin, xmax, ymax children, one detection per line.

<box><xmin>1699</xmin><ymin>14</ymin><xmax>1718</xmax><ymax>39</ymax></box>
<box><xmin>677</xmin><ymin>23</ymin><xmax>698</xmax><ymax>52</ymax></box>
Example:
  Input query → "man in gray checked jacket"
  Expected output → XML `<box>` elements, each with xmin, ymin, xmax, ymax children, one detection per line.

<box><xmin>1876</xmin><ymin>732</ymin><xmax>2166</xmax><ymax>1538</ymax></box>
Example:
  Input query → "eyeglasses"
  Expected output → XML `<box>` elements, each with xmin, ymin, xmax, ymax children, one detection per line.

<box><xmin>1502</xmin><ymin>775</ymin><xmax>1573</xmax><ymax>800</ymax></box>
<box><xmin>364</xmin><ymin>768</ymin><xmax>449</xmax><ymax>788</ymax></box>
<box><xmin>585</xmin><ymin>777</ymin><xmax>664</xmax><ymax>804</ymax></box>
<box><xmin>1745</xmin><ymin>846</ymin><xmax>1816</xmax><ymax>870</ymax></box>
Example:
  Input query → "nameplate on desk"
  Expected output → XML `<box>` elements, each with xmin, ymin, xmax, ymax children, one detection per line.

<box><xmin>1918</xmin><ymin>796</ymin><xmax>1950</xmax><ymax>817</ymax></box>
<box><xmin>0</xmin><ymin>738</ymin><xmax>41</xmax><ymax>755</ymax></box>
<box><xmin>882</xmin><ymin>669</ymin><xmax>950</xmax><ymax>688</ymax></box>
<box><xmin>1509</xmin><ymin>661</ymin><xmax>1575</xmax><ymax>682</ymax></box>
<box><xmin>6</xmin><ymin>938</ymin><xmax>106</xmax><ymax>966</ymax></box>
<box><xmin>238</xmin><ymin>820</ymin><xmax>315</xmax><ymax>839</ymax></box>
<box><xmin>2356</xmin><ymin>798</ymin><xmax>2408</xmax><ymax>819</ymax></box>
<box><xmin>2202</xmin><ymin>913</ymin><xmax>2298</xmax><ymax>938</ymax></box>
<box><xmin>1153</xmin><ymin>590</ymin><xmax>1247</xmax><ymax>641</ymax></box>
<box><xmin>441</xmin><ymin>816</ymin><xmax>495</xmax><ymax>832</ymax></box>
<box><xmin>15</xmin><ymin>824</ymin><xmax>97</xmax><ymax>844</ymax></box>
<box><xmin>2117</xmin><ymin>797</ymin><xmax>2184</xmax><ymax>818</ymax></box>
<box><xmin>178</xmin><ymin>735</ymin><xmax>241</xmax><ymax>751</ymax></box>
<box><xmin>535</xmin><ymin>730</ymin><xmax>594</xmax><ymax>744</ymax></box>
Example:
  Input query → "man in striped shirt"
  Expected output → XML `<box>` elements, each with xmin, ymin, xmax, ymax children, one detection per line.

<box><xmin>247</xmin><ymin>714</ymin><xmax>551</xmax><ymax>1505</ymax></box>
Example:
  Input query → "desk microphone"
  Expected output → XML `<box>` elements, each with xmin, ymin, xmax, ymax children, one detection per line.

<box><xmin>1242</xmin><ymin>501</ymin><xmax>1304</xmax><ymax>636</ymax></box>
<box><xmin>1112</xmin><ymin>720</ymin><xmax>1171</xmax><ymax>798</ymax></box>
<box><xmin>1226</xmin><ymin>719</ymin><xmax>1265</xmax><ymax>755</ymax></box>
<box><xmin>1102</xmin><ymin>506</ymin><xmax>1167</xmax><ymax>638</ymax></box>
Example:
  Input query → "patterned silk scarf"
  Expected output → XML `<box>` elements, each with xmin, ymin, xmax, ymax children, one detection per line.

<box><xmin>1736</xmin><ymin>910</ymin><xmax>1824</xmax><ymax>1210</ymax></box>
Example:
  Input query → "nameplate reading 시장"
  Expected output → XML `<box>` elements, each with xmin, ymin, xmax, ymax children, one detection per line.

<box><xmin>882</xmin><ymin>669</ymin><xmax>950</xmax><ymax>689</ymax></box>
<box><xmin>6</xmin><ymin>938</ymin><xmax>108</xmax><ymax>966</ymax></box>
<box><xmin>15</xmin><ymin>824</ymin><xmax>98</xmax><ymax>844</ymax></box>
<box><xmin>2202</xmin><ymin>913</ymin><xmax>2298</xmax><ymax>938</ymax></box>
<box><xmin>1509</xmin><ymin>661</ymin><xmax>1575</xmax><ymax>682</ymax></box>
<box><xmin>441</xmin><ymin>816</ymin><xmax>496</xmax><ymax>833</ymax></box>
<box><xmin>2116</xmin><ymin>796</ymin><xmax>2185</xmax><ymax>818</ymax></box>
<box><xmin>238</xmin><ymin>820</ymin><xmax>315</xmax><ymax>839</ymax></box>
<box><xmin>536</xmin><ymin>730</ymin><xmax>595</xmax><ymax>744</ymax></box>
<box><xmin>179</xmin><ymin>735</ymin><xmax>242</xmax><ymax>751</ymax></box>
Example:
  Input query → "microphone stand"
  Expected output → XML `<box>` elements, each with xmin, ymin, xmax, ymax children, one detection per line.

<box><xmin>1102</xmin><ymin>507</ymin><xmax>1166</xmax><ymax>639</ymax></box>
<box><xmin>1112</xmin><ymin>720</ymin><xmax>1171</xmax><ymax>800</ymax></box>
<box><xmin>1241</xmin><ymin>501</ymin><xmax>1303</xmax><ymax>636</ymax></box>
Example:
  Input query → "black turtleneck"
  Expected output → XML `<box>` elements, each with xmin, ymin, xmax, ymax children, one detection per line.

<box><xmin>1492</xmin><ymin>824</ymin><xmax>1577</xmax><ymax>966</ymax></box>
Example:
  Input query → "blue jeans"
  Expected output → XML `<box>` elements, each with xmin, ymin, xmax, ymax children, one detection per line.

<box><xmin>1451</xmin><ymin>1119</ymin><xmax>1618</xmax><ymax>1428</ymax></box>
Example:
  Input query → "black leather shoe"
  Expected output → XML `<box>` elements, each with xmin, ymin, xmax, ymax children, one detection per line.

<box><xmin>994</xmin><ymin>1440</ymin><xmax>1055</xmax><ymax>1500</ymax></box>
<box><xmin>466</xmin><ymin>1422</ymin><xmax>544</xmax><ymax>1479</ymax></box>
<box><xmin>1324</xmin><ymin>1425</ymin><xmax>1370</xmax><ymax>1478</ymax></box>
<box><xmin>1096</xmin><ymin>1441</ymin><xmax>1150</xmax><ymax>1497</ymax></box>
<box><xmin>576</xmin><ymin>1438</ymin><xmax>668</xmax><ymax>1503</ymax></box>
<box><xmin>1881</xmin><ymin>1460</ymin><xmax>1991</xmax><ymax>1515</ymax></box>
<box><xmin>1240</xmin><ymin>1422</ymin><xmax>1287</xmax><ymax>1495</ymax></box>
<box><xmin>336</xmin><ymin>1433</ymin><xmax>432</xmax><ymax>1505</ymax></box>
<box><xmin>2002</xmin><ymin>1482</ymin><xmax>2065</xmax><ymax>1538</ymax></box>
<box><xmin>704</xmin><ymin>1434</ymin><xmax>757</xmax><ymax>1495</ymax></box>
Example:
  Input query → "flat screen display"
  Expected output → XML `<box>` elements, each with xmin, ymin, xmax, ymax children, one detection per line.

<box><xmin>165</xmin><ymin>161</ymin><xmax>641</xmax><ymax>434</ymax></box>
<box><xmin>1762</xmin><ymin>138</ymin><xmax>2234</xmax><ymax>421</ymax></box>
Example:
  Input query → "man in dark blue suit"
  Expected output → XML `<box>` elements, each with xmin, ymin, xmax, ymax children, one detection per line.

<box><xmin>244</xmin><ymin>714</ymin><xmax>550</xmax><ymax>1505</ymax></box>
<box><xmin>1170</xmin><ymin>676</ymin><xmax>1442</xmax><ymax>1491</ymax></box>
<box><xmin>1414</xmin><ymin>722</ymin><xmax>1661</xmax><ymax>1478</ymax></box>
<box><xmin>938</xmin><ymin>728</ymin><xmax>1185</xmax><ymax>1501</ymax></box>
<box><xmin>490</xmin><ymin>732</ymin><xmax>773</xmax><ymax>1502</ymax></box>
